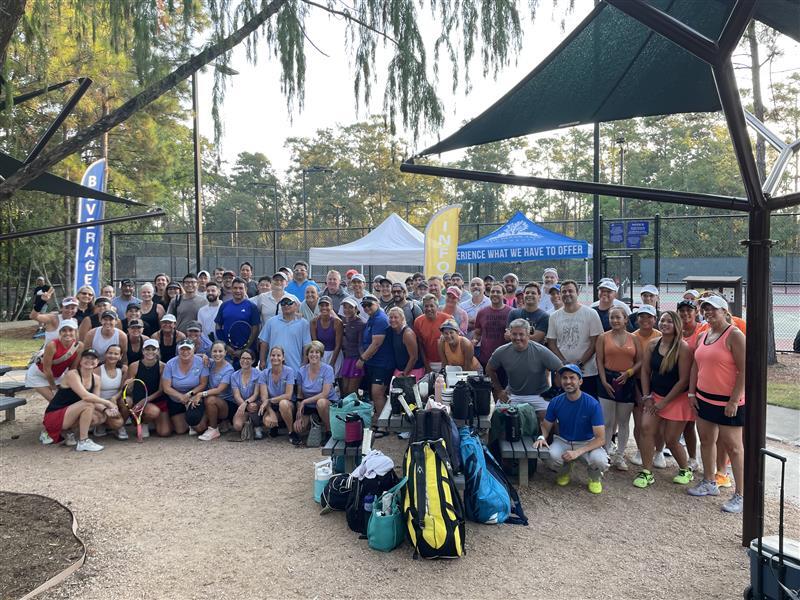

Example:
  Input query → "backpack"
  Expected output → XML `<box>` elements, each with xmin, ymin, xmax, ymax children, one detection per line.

<box><xmin>345</xmin><ymin>470</ymin><xmax>400</xmax><ymax>536</ymax></box>
<box><xmin>402</xmin><ymin>439</ymin><xmax>466</xmax><ymax>559</ymax></box>
<box><xmin>320</xmin><ymin>474</ymin><xmax>352</xmax><ymax>513</ymax></box>
<box><xmin>451</xmin><ymin>380</ymin><xmax>474</xmax><ymax>423</ymax></box>
<box><xmin>410</xmin><ymin>408</ymin><xmax>461</xmax><ymax>473</ymax></box>
<box><xmin>459</xmin><ymin>427</ymin><xmax>528</xmax><ymax>526</ymax></box>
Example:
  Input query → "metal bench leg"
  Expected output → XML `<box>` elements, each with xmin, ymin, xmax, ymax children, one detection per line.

<box><xmin>519</xmin><ymin>458</ymin><xmax>529</xmax><ymax>487</ymax></box>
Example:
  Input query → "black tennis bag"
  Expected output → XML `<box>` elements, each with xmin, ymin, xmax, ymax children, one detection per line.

<box><xmin>320</xmin><ymin>474</ymin><xmax>352</xmax><ymax>512</ymax></box>
<box><xmin>345</xmin><ymin>470</ymin><xmax>400</xmax><ymax>535</ymax></box>
<box><xmin>411</xmin><ymin>408</ymin><xmax>461</xmax><ymax>474</ymax></box>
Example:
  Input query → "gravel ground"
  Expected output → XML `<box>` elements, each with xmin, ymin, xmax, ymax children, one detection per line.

<box><xmin>2</xmin><ymin>393</ymin><xmax>798</xmax><ymax>600</ymax></box>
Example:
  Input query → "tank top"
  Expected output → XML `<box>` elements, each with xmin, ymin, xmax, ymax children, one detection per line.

<box><xmin>159</xmin><ymin>332</ymin><xmax>178</xmax><ymax>363</ymax></box>
<box><xmin>682</xmin><ymin>324</ymin><xmax>705</xmax><ymax>352</ymax></box>
<box><xmin>135</xmin><ymin>361</ymin><xmax>162</xmax><ymax>401</ymax></box>
<box><xmin>38</xmin><ymin>339</ymin><xmax>78</xmax><ymax>378</ymax></box>
<box><xmin>75</xmin><ymin>307</ymin><xmax>91</xmax><ymax>325</ymax></box>
<box><xmin>127</xmin><ymin>337</ymin><xmax>144</xmax><ymax>365</ymax></box>
<box><xmin>140</xmin><ymin>302</ymin><xmax>160</xmax><ymax>336</ymax></box>
<box><xmin>650</xmin><ymin>342</ymin><xmax>680</xmax><ymax>397</ymax></box>
<box><xmin>391</xmin><ymin>326</ymin><xmax>423</xmax><ymax>371</ymax></box>
<box><xmin>602</xmin><ymin>332</ymin><xmax>636</xmax><ymax>372</ymax></box>
<box><xmin>315</xmin><ymin>317</ymin><xmax>337</xmax><ymax>351</ymax></box>
<box><xmin>91</xmin><ymin>327</ymin><xmax>120</xmax><ymax>361</ymax></box>
<box><xmin>342</xmin><ymin>318</ymin><xmax>365</xmax><ymax>358</ymax></box>
<box><xmin>695</xmin><ymin>326</ymin><xmax>742</xmax><ymax>406</ymax></box>
<box><xmin>46</xmin><ymin>372</ymin><xmax>96</xmax><ymax>412</ymax></box>
<box><xmin>442</xmin><ymin>336</ymin><xmax>480</xmax><ymax>371</ymax></box>
<box><xmin>99</xmin><ymin>366</ymin><xmax>123</xmax><ymax>400</ymax></box>
<box><xmin>44</xmin><ymin>315</ymin><xmax>68</xmax><ymax>344</ymax></box>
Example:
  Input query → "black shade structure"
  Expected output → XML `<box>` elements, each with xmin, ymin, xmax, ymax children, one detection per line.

<box><xmin>401</xmin><ymin>0</ymin><xmax>800</xmax><ymax>547</ymax></box>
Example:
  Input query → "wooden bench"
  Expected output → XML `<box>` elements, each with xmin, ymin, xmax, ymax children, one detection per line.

<box><xmin>321</xmin><ymin>433</ymin><xmax>373</xmax><ymax>473</ymax></box>
<box><xmin>0</xmin><ymin>381</ymin><xmax>26</xmax><ymax>397</ymax></box>
<box><xmin>498</xmin><ymin>437</ymin><xmax>551</xmax><ymax>487</ymax></box>
<box><xmin>0</xmin><ymin>396</ymin><xmax>27</xmax><ymax>422</ymax></box>
<box><xmin>0</xmin><ymin>365</ymin><xmax>12</xmax><ymax>377</ymax></box>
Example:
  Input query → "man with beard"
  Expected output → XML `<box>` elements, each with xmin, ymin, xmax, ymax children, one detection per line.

<box><xmin>167</xmin><ymin>273</ymin><xmax>208</xmax><ymax>333</ymax></box>
<box><xmin>539</xmin><ymin>267</ymin><xmax>559</xmax><ymax>313</ymax></box>
<box><xmin>502</xmin><ymin>273</ymin><xmax>519</xmax><ymax>308</ymax></box>
<box><xmin>473</xmin><ymin>283</ymin><xmax>513</xmax><ymax>367</ymax></box>
<box><xmin>461</xmin><ymin>277</ymin><xmax>490</xmax><ymax>339</ymax></box>
<box><xmin>198</xmin><ymin>282</ymin><xmax>222</xmax><ymax>341</ymax></box>
<box><xmin>507</xmin><ymin>282</ymin><xmax>549</xmax><ymax>343</ymax></box>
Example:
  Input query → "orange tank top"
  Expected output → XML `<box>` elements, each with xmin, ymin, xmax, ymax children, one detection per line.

<box><xmin>443</xmin><ymin>338</ymin><xmax>480</xmax><ymax>371</ymax></box>
<box><xmin>602</xmin><ymin>332</ymin><xmax>636</xmax><ymax>372</ymax></box>
<box><xmin>695</xmin><ymin>326</ymin><xmax>743</xmax><ymax>406</ymax></box>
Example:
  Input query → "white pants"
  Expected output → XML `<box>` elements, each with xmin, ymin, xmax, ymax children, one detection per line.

<box><xmin>547</xmin><ymin>435</ymin><xmax>609</xmax><ymax>480</ymax></box>
<box><xmin>509</xmin><ymin>393</ymin><xmax>548</xmax><ymax>412</ymax></box>
<box><xmin>599</xmin><ymin>397</ymin><xmax>634</xmax><ymax>456</ymax></box>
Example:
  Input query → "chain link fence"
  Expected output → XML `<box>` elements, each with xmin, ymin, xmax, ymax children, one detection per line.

<box><xmin>108</xmin><ymin>213</ymin><xmax>798</xmax><ymax>350</ymax></box>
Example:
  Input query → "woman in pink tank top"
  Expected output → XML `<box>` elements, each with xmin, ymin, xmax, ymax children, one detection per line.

<box><xmin>687</xmin><ymin>296</ymin><xmax>745</xmax><ymax>513</ymax></box>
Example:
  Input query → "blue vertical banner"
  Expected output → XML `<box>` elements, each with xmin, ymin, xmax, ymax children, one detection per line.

<box><xmin>73</xmin><ymin>159</ymin><xmax>107</xmax><ymax>294</ymax></box>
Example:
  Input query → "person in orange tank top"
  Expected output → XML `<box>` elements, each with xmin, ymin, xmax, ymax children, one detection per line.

<box><xmin>687</xmin><ymin>295</ymin><xmax>746</xmax><ymax>514</ymax></box>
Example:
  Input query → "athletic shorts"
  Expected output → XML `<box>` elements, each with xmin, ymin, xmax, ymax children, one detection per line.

<box><xmin>340</xmin><ymin>357</ymin><xmax>364</xmax><ymax>378</ymax></box>
<box><xmin>153</xmin><ymin>400</ymin><xmax>168</xmax><ymax>414</ymax></box>
<box><xmin>393</xmin><ymin>368</ymin><xmax>425</xmax><ymax>382</ymax></box>
<box><xmin>166</xmin><ymin>396</ymin><xmax>187</xmax><ymax>416</ymax></box>
<box><xmin>509</xmin><ymin>393</ymin><xmax>548</xmax><ymax>412</ymax></box>
<box><xmin>225</xmin><ymin>400</ymin><xmax>239</xmax><ymax>419</ymax></box>
<box><xmin>697</xmin><ymin>398</ymin><xmax>745</xmax><ymax>427</ymax></box>
<box><xmin>365</xmin><ymin>364</ymin><xmax>393</xmax><ymax>386</ymax></box>
<box><xmin>43</xmin><ymin>406</ymin><xmax>69</xmax><ymax>443</ymax></box>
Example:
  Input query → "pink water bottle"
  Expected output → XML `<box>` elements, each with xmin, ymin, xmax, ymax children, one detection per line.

<box><xmin>435</xmin><ymin>373</ymin><xmax>445</xmax><ymax>403</ymax></box>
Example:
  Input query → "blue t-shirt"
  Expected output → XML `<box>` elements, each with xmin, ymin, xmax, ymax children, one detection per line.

<box><xmin>214</xmin><ymin>299</ymin><xmax>261</xmax><ymax>345</ymax></box>
<box><xmin>545</xmin><ymin>391</ymin><xmax>604</xmax><ymax>442</ymax></box>
<box><xmin>207</xmin><ymin>361</ymin><xmax>234</xmax><ymax>400</ymax></box>
<box><xmin>363</xmin><ymin>309</ymin><xmax>394</xmax><ymax>369</ymax></box>
<box><xmin>111</xmin><ymin>295</ymin><xmax>141</xmax><ymax>316</ymax></box>
<box><xmin>261</xmin><ymin>365</ymin><xmax>295</xmax><ymax>400</ymax></box>
<box><xmin>285</xmin><ymin>279</ymin><xmax>319</xmax><ymax>299</ymax></box>
<box><xmin>297</xmin><ymin>363</ymin><xmax>338</xmax><ymax>401</ymax></box>
<box><xmin>163</xmin><ymin>355</ymin><xmax>209</xmax><ymax>394</ymax></box>
<box><xmin>258</xmin><ymin>315</ymin><xmax>312</xmax><ymax>371</ymax></box>
<box><xmin>231</xmin><ymin>367</ymin><xmax>261</xmax><ymax>400</ymax></box>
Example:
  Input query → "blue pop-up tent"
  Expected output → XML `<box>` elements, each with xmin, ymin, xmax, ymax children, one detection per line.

<box><xmin>457</xmin><ymin>211</ymin><xmax>591</xmax><ymax>263</ymax></box>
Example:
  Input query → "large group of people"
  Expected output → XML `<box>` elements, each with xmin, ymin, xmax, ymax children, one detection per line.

<box><xmin>27</xmin><ymin>262</ymin><xmax>745</xmax><ymax>513</ymax></box>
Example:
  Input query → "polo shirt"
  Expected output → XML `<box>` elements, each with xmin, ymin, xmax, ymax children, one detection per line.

<box><xmin>258</xmin><ymin>314</ymin><xmax>311</xmax><ymax>371</ymax></box>
<box><xmin>363</xmin><ymin>309</ymin><xmax>394</xmax><ymax>368</ymax></box>
<box><xmin>285</xmin><ymin>279</ymin><xmax>319</xmax><ymax>298</ymax></box>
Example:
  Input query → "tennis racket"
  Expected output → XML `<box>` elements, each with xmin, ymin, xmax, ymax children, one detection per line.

<box><xmin>227</xmin><ymin>320</ymin><xmax>252</xmax><ymax>353</ymax></box>
<box><xmin>122</xmin><ymin>378</ymin><xmax>149</xmax><ymax>443</ymax></box>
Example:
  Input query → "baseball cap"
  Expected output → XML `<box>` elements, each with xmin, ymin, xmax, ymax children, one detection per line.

<box><xmin>483</xmin><ymin>275</ymin><xmax>495</xmax><ymax>282</ymax></box>
<box><xmin>677</xmin><ymin>299</ymin><xmax>697</xmax><ymax>310</ymax></box>
<box><xmin>391</xmin><ymin>282</ymin><xmax>407</xmax><ymax>292</ymax></box>
<box><xmin>684</xmin><ymin>289</ymin><xmax>701</xmax><ymax>299</ymax></box>
<box><xmin>318</xmin><ymin>296</ymin><xmax>332</xmax><ymax>305</ymax></box>
<box><xmin>185</xmin><ymin>320</ymin><xmax>202</xmax><ymax>331</ymax></box>
<box><xmin>543</xmin><ymin>267</ymin><xmax>558</xmax><ymax>277</ymax></box>
<box><xmin>636</xmin><ymin>304</ymin><xmax>657</xmax><ymax>317</ymax></box>
<box><xmin>451</xmin><ymin>272</ymin><xmax>464</xmax><ymax>280</ymax></box>
<box><xmin>700</xmin><ymin>295</ymin><xmax>729</xmax><ymax>311</ymax></box>
<box><xmin>549</xmin><ymin>284</ymin><xmax>561</xmax><ymax>293</ymax></box>
<box><xmin>446</xmin><ymin>286</ymin><xmax>462</xmax><ymax>298</ymax></box>
<box><xmin>160</xmin><ymin>313</ymin><xmax>177</xmax><ymax>323</ymax></box>
<box><xmin>95</xmin><ymin>297</ymin><xmax>110</xmax><ymax>306</ymax></box>
<box><xmin>439</xmin><ymin>319</ymin><xmax>460</xmax><ymax>332</ymax></box>
<box><xmin>177</xmin><ymin>339</ymin><xmax>195</xmax><ymax>350</ymax></box>
<box><xmin>270</xmin><ymin>271</ymin><xmax>287</xmax><ymax>281</ymax></box>
<box><xmin>126</xmin><ymin>303</ymin><xmax>141</xmax><ymax>311</ymax></box>
<box><xmin>101</xmin><ymin>310</ymin><xmax>117</xmax><ymax>319</ymax></box>
<box><xmin>166</xmin><ymin>282</ymin><xmax>182</xmax><ymax>289</ymax></box>
<box><xmin>503</xmin><ymin>272</ymin><xmax>519</xmax><ymax>281</ymax></box>
<box><xmin>350</xmin><ymin>274</ymin><xmax>366</xmax><ymax>283</ymax></box>
<box><xmin>81</xmin><ymin>348</ymin><xmax>100</xmax><ymax>359</ymax></box>
<box><xmin>279</xmin><ymin>295</ymin><xmax>298</xmax><ymax>306</ymax></box>
<box><xmin>598</xmin><ymin>280</ymin><xmax>619</xmax><ymax>292</ymax></box>
<box><xmin>127</xmin><ymin>319</ymin><xmax>144</xmax><ymax>329</ymax></box>
<box><xmin>143</xmin><ymin>339</ymin><xmax>159</xmax><ymax>350</ymax></box>
<box><xmin>416</xmin><ymin>280</ymin><xmax>429</xmax><ymax>289</ymax></box>
<box><xmin>640</xmin><ymin>284</ymin><xmax>660</xmax><ymax>296</ymax></box>
<box><xmin>515</xmin><ymin>287</ymin><xmax>525</xmax><ymax>296</ymax></box>
<box><xmin>360</xmin><ymin>294</ymin><xmax>379</xmax><ymax>306</ymax></box>
<box><xmin>61</xmin><ymin>297</ymin><xmax>79</xmax><ymax>306</ymax></box>
<box><xmin>59</xmin><ymin>318</ymin><xmax>78</xmax><ymax>330</ymax></box>
<box><xmin>378</xmin><ymin>276</ymin><xmax>393</xmax><ymax>285</ymax></box>
<box><xmin>345</xmin><ymin>269</ymin><xmax>359</xmax><ymax>278</ymax></box>
<box><xmin>558</xmin><ymin>363</ymin><xmax>583</xmax><ymax>378</ymax></box>
<box><xmin>373</xmin><ymin>275</ymin><xmax>383</xmax><ymax>283</ymax></box>
<box><xmin>223</xmin><ymin>270</ymin><xmax>236</xmax><ymax>277</ymax></box>
<box><xmin>198</xmin><ymin>270</ymin><xmax>210</xmax><ymax>278</ymax></box>
<box><xmin>120</xmin><ymin>278</ymin><xmax>134</xmax><ymax>286</ymax></box>
<box><xmin>341</xmin><ymin>297</ymin><xmax>360</xmax><ymax>312</ymax></box>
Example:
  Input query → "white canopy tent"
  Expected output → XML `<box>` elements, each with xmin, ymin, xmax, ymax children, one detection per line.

<box><xmin>309</xmin><ymin>213</ymin><xmax>424</xmax><ymax>266</ymax></box>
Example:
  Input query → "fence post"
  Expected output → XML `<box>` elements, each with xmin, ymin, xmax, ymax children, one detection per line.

<box><xmin>186</xmin><ymin>232</ymin><xmax>191</xmax><ymax>273</ymax></box>
<box><xmin>109</xmin><ymin>232</ymin><xmax>116</xmax><ymax>284</ymax></box>
<box><xmin>654</xmin><ymin>214</ymin><xmax>661</xmax><ymax>289</ymax></box>
<box><xmin>475</xmin><ymin>224</ymin><xmax>481</xmax><ymax>277</ymax></box>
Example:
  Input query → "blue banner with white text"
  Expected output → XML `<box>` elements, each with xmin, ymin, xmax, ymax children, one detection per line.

<box><xmin>73</xmin><ymin>159</ymin><xmax>107</xmax><ymax>294</ymax></box>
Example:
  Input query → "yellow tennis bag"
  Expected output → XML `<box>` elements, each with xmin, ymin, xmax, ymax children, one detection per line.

<box><xmin>402</xmin><ymin>438</ymin><xmax>465</xmax><ymax>559</ymax></box>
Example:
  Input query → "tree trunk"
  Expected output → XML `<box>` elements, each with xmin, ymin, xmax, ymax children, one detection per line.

<box><xmin>0</xmin><ymin>0</ymin><xmax>26</xmax><ymax>63</ymax></box>
<box><xmin>747</xmin><ymin>22</ymin><xmax>777</xmax><ymax>365</ymax></box>
<box><xmin>0</xmin><ymin>0</ymin><xmax>288</xmax><ymax>201</ymax></box>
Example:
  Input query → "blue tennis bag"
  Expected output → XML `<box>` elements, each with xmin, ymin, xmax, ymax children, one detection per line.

<box><xmin>459</xmin><ymin>427</ymin><xmax>528</xmax><ymax>526</ymax></box>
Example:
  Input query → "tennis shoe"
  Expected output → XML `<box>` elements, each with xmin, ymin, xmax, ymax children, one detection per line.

<box><xmin>63</xmin><ymin>432</ymin><xmax>77</xmax><ymax>447</ymax></box>
<box><xmin>715</xmin><ymin>472</ymin><xmax>732</xmax><ymax>488</ymax></box>
<box><xmin>653</xmin><ymin>452</ymin><xmax>667</xmax><ymax>469</ymax></box>
<box><xmin>198</xmin><ymin>427</ymin><xmax>220</xmax><ymax>441</ymax></box>
<box><xmin>673</xmin><ymin>468</ymin><xmax>694</xmax><ymax>485</ymax></box>
<box><xmin>188</xmin><ymin>427</ymin><xmax>198</xmax><ymax>437</ymax></box>
<box><xmin>555</xmin><ymin>465</ymin><xmax>572</xmax><ymax>486</ymax></box>
<box><xmin>722</xmin><ymin>493</ymin><xmax>744</xmax><ymax>514</ymax></box>
<box><xmin>611</xmin><ymin>454</ymin><xmax>628</xmax><ymax>471</ymax></box>
<box><xmin>289</xmin><ymin>432</ymin><xmax>302</xmax><ymax>446</ymax></box>
<box><xmin>633</xmin><ymin>470</ymin><xmax>655</xmax><ymax>489</ymax></box>
<box><xmin>629</xmin><ymin>451</ymin><xmax>643</xmax><ymax>466</ymax></box>
<box><xmin>254</xmin><ymin>426</ymin><xmax>265</xmax><ymax>440</ymax></box>
<box><xmin>76</xmin><ymin>438</ymin><xmax>104</xmax><ymax>452</ymax></box>
<box><xmin>688</xmin><ymin>480</ymin><xmax>720</xmax><ymax>497</ymax></box>
<box><xmin>115</xmin><ymin>427</ymin><xmax>129</xmax><ymax>440</ymax></box>
<box><xmin>688</xmin><ymin>458</ymin><xmax>700</xmax><ymax>471</ymax></box>
<box><xmin>39</xmin><ymin>430</ymin><xmax>54</xmax><ymax>445</ymax></box>
<box><xmin>587</xmin><ymin>478</ymin><xmax>603</xmax><ymax>494</ymax></box>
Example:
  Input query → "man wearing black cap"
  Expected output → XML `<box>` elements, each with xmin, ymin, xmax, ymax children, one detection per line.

<box><xmin>409</xmin><ymin>272</ymin><xmax>426</xmax><ymax>301</ymax></box>
<box><xmin>220</xmin><ymin>270</ymin><xmax>236</xmax><ymax>302</ymax></box>
<box><xmin>111</xmin><ymin>278</ymin><xmax>141</xmax><ymax>315</ymax></box>
<box><xmin>167</xmin><ymin>273</ymin><xmax>208</xmax><ymax>334</ymax></box>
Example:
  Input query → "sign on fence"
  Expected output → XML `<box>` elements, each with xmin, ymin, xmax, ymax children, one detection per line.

<box><xmin>609</xmin><ymin>222</ymin><xmax>624</xmax><ymax>244</ymax></box>
<box><xmin>626</xmin><ymin>220</ymin><xmax>649</xmax><ymax>249</ymax></box>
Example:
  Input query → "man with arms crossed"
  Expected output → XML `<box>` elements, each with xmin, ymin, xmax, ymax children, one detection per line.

<box><xmin>534</xmin><ymin>364</ymin><xmax>608</xmax><ymax>494</ymax></box>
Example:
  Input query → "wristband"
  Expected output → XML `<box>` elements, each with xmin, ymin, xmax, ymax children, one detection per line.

<box><xmin>189</xmin><ymin>390</ymin><xmax>194</xmax><ymax>397</ymax></box>
<box><xmin>537</xmin><ymin>435</ymin><xmax>545</xmax><ymax>441</ymax></box>
<box><xmin>687</xmin><ymin>393</ymin><xmax>696</xmax><ymax>398</ymax></box>
<box><xmin>626</xmin><ymin>368</ymin><xmax>634</xmax><ymax>377</ymax></box>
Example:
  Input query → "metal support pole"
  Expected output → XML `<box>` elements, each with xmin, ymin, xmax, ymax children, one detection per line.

<box><xmin>592</xmin><ymin>123</ymin><xmax>602</xmax><ymax>300</ymax></box>
<box><xmin>742</xmin><ymin>209</ymin><xmax>771</xmax><ymax>547</ymax></box>
<box><xmin>273</xmin><ymin>185</ymin><xmax>280</xmax><ymax>275</ymax></box>
<box><xmin>618</xmin><ymin>137</ymin><xmax>625</xmax><ymax>219</ymax></box>
<box><xmin>109</xmin><ymin>232</ymin><xmax>116</xmax><ymax>285</ymax></box>
<box><xmin>302</xmin><ymin>171</ymin><xmax>308</xmax><ymax>251</ymax></box>
<box><xmin>654</xmin><ymin>214</ymin><xmax>661</xmax><ymax>288</ymax></box>
<box><xmin>192</xmin><ymin>73</ymin><xmax>204</xmax><ymax>272</ymax></box>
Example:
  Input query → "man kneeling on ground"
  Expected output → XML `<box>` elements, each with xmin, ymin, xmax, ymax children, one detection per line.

<box><xmin>533</xmin><ymin>364</ymin><xmax>608</xmax><ymax>494</ymax></box>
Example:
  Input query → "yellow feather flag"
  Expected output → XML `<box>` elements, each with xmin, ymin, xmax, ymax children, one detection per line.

<box><xmin>424</xmin><ymin>204</ymin><xmax>462</xmax><ymax>277</ymax></box>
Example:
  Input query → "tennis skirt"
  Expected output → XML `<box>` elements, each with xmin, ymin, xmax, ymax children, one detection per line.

<box><xmin>655</xmin><ymin>392</ymin><xmax>695</xmax><ymax>422</ymax></box>
<box><xmin>340</xmin><ymin>357</ymin><xmax>364</xmax><ymax>378</ymax></box>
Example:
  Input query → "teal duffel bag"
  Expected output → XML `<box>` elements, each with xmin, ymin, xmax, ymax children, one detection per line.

<box><xmin>329</xmin><ymin>394</ymin><xmax>374</xmax><ymax>440</ymax></box>
<box><xmin>367</xmin><ymin>477</ymin><xmax>407</xmax><ymax>552</ymax></box>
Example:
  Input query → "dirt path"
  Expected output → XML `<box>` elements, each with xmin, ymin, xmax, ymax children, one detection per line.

<box><xmin>3</xmin><ymin>394</ymin><xmax>797</xmax><ymax>600</ymax></box>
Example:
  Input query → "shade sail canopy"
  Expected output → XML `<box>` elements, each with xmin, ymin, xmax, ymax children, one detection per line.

<box><xmin>457</xmin><ymin>211</ymin><xmax>591</xmax><ymax>263</ymax></box>
<box><xmin>0</xmin><ymin>150</ymin><xmax>144</xmax><ymax>206</ymax></box>
<box><xmin>309</xmin><ymin>213</ymin><xmax>424</xmax><ymax>265</ymax></box>
<box><xmin>419</xmin><ymin>0</ymin><xmax>800</xmax><ymax>157</ymax></box>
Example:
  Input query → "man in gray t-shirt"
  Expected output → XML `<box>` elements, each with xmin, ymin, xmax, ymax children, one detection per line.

<box><xmin>486</xmin><ymin>318</ymin><xmax>562</xmax><ymax>421</ymax></box>
<box><xmin>167</xmin><ymin>273</ymin><xmax>208</xmax><ymax>333</ymax></box>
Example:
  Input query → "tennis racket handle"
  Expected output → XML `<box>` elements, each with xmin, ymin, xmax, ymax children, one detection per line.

<box><xmin>136</xmin><ymin>423</ymin><xmax>143</xmax><ymax>442</ymax></box>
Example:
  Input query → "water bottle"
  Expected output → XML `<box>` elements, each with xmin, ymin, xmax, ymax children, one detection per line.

<box><xmin>363</xmin><ymin>494</ymin><xmax>375</xmax><ymax>513</ymax></box>
<box><xmin>435</xmin><ymin>373</ymin><xmax>445</xmax><ymax>403</ymax></box>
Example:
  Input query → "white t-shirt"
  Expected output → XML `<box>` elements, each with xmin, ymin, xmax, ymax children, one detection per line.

<box><xmin>250</xmin><ymin>292</ymin><xmax>281</xmax><ymax>325</ymax></box>
<box><xmin>546</xmin><ymin>305</ymin><xmax>604</xmax><ymax>377</ymax></box>
<box><xmin>197</xmin><ymin>303</ymin><xmax>221</xmax><ymax>338</ymax></box>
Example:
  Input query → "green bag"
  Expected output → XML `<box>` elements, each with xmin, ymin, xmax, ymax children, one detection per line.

<box><xmin>367</xmin><ymin>477</ymin><xmax>407</xmax><ymax>552</ymax></box>
<box><xmin>329</xmin><ymin>393</ymin><xmax>374</xmax><ymax>441</ymax></box>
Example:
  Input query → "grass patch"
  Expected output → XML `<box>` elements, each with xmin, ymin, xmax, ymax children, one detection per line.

<box><xmin>767</xmin><ymin>383</ymin><xmax>800</xmax><ymax>410</ymax></box>
<box><xmin>0</xmin><ymin>336</ymin><xmax>40</xmax><ymax>368</ymax></box>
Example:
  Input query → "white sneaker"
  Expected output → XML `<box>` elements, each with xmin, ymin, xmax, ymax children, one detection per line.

<box><xmin>140</xmin><ymin>424</ymin><xmax>150</xmax><ymax>438</ymax></box>
<box><xmin>188</xmin><ymin>427</ymin><xmax>198</xmax><ymax>437</ymax></box>
<box><xmin>76</xmin><ymin>438</ymin><xmax>104</xmax><ymax>452</ymax></box>
<box><xmin>653</xmin><ymin>452</ymin><xmax>667</xmax><ymax>469</ymax></box>
<box><xmin>254</xmin><ymin>426</ymin><xmax>265</xmax><ymax>440</ymax></box>
<box><xmin>198</xmin><ymin>427</ymin><xmax>220</xmax><ymax>442</ymax></box>
<box><xmin>116</xmin><ymin>427</ymin><xmax>129</xmax><ymax>440</ymax></box>
<box><xmin>63</xmin><ymin>432</ymin><xmax>77</xmax><ymax>447</ymax></box>
<box><xmin>611</xmin><ymin>454</ymin><xmax>629</xmax><ymax>471</ymax></box>
<box><xmin>39</xmin><ymin>430</ymin><xmax>54</xmax><ymax>445</ymax></box>
<box><xmin>93</xmin><ymin>424</ymin><xmax>108</xmax><ymax>437</ymax></box>
<box><xmin>688</xmin><ymin>458</ymin><xmax>700</xmax><ymax>472</ymax></box>
<box><xmin>629</xmin><ymin>451</ymin><xmax>643</xmax><ymax>466</ymax></box>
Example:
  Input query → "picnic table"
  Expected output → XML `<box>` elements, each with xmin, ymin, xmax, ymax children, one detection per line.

<box><xmin>0</xmin><ymin>365</ymin><xmax>12</xmax><ymax>377</ymax></box>
<box><xmin>0</xmin><ymin>381</ymin><xmax>26</xmax><ymax>396</ymax></box>
<box><xmin>498</xmin><ymin>437</ymin><xmax>551</xmax><ymax>487</ymax></box>
<box><xmin>376</xmin><ymin>400</ymin><xmax>492</xmax><ymax>433</ymax></box>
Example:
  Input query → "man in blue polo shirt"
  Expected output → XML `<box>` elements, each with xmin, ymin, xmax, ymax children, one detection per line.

<box><xmin>534</xmin><ymin>364</ymin><xmax>608</xmax><ymax>494</ymax></box>
<box><xmin>285</xmin><ymin>260</ymin><xmax>319</xmax><ymax>298</ymax></box>
<box><xmin>214</xmin><ymin>278</ymin><xmax>261</xmax><ymax>367</ymax></box>
<box><xmin>355</xmin><ymin>294</ymin><xmax>393</xmax><ymax>427</ymax></box>
<box><xmin>257</xmin><ymin>294</ymin><xmax>311</xmax><ymax>371</ymax></box>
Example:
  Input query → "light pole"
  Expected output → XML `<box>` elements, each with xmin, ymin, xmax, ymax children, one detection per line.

<box><xmin>191</xmin><ymin>72</ymin><xmax>203</xmax><ymax>272</ymax></box>
<box><xmin>617</xmin><ymin>136</ymin><xmax>626</xmax><ymax>219</ymax></box>
<box><xmin>301</xmin><ymin>165</ymin><xmax>333</xmax><ymax>250</ymax></box>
